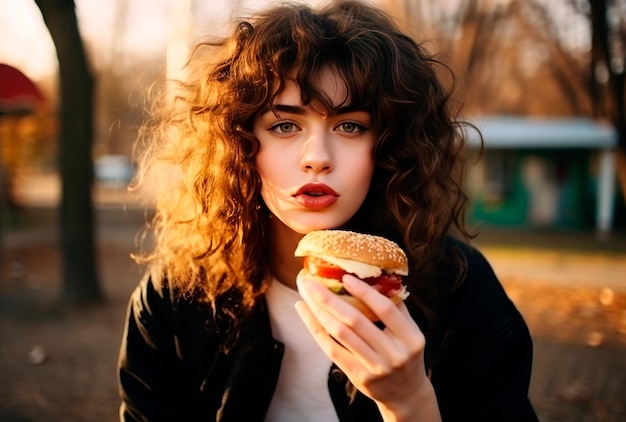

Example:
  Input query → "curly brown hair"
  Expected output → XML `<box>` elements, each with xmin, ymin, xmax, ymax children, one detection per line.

<box><xmin>132</xmin><ymin>0</ymin><xmax>475</xmax><ymax>335</ymax></box>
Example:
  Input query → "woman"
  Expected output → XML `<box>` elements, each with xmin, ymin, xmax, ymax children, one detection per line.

<box><xmin>117</xmin><ymin>1</ymin><xmax>538</xmax><ymax>421</ymax></box>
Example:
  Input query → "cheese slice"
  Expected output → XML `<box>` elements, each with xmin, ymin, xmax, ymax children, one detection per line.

<box><xmin>316</xmin><ymin>254</ymin><xmax>382</xmax><ymax>279</ymax></box>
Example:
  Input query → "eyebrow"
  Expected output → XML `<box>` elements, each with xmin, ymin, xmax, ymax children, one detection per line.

<box><xmin>266</xmin><ymin>104</ymin><xmax>369</xmax><ymax>116</ymax></box>
<box><xmin>272</xmin><ymin>104</ymin><xmax>306</xmax><ymax>115</ymax></box>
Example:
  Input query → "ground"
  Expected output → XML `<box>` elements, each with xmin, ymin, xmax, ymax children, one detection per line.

<box><xmin>1</xmin><ymin>192</ymin><xmax>625</xmax><ymax>421</ymax></box>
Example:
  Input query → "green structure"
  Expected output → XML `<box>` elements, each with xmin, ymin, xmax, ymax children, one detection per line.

<box><xmin>466</xmin><ymin>116</ymin><xmax>618</xmax><ymax>232</ymax></box>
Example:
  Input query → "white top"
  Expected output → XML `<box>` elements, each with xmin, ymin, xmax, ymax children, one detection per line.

<box><xmin>264</xmin><ymin>279</ymin><xmax>339</xmax><ymax>422</ymax></box>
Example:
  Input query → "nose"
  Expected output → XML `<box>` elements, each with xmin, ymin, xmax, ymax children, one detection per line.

<box><xmin>300</xmin><ymin>128</ymin><xmax>334</xmax><ymax>173</ymax></box>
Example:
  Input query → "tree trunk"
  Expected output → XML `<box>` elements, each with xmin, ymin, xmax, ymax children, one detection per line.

<box><xmin>590</xmin><ymin>0</ymin><xmax>626</xmax><ymax>204</ymax></box>
<box><xmin>615</xmin><ymin>71</ymin><xmax>626</xmax><ymax>205</ymax></box>
<box><xmin>35</xmin><ymin>0</ymin><xmax>103</xmax><ymax>305</ymax></box>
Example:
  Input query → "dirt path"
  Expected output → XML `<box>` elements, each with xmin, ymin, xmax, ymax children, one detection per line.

<box><xmin>1</xmin><ymin>203</ymin><xmax>625</xmax><ymax>421</ymax></box>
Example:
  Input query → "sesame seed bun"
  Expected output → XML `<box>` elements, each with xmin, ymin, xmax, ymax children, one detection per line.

<box><xmin>295</xmin><ymin>230</ymin><xmax>409</xmax><ymax>321</ymax></box>
<box><xmin>294</xmin><ymin>230</ymin><xmax>408</xmax><ymax>275</ymax></box>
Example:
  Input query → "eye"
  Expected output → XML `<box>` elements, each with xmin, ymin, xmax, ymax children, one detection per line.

<box><xmin>269</xmin><ymin>121</ymin><xmax>300</xmax><ymax>135</ymax></box>
<box><xmin>336</xmin><ymin>121</ymin><xmax>367</xmax><ymax>134</ymax></box>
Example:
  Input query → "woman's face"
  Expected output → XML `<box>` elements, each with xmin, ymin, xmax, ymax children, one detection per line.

<box><xmin>253</xmin><ymin>69</ymin><xmax>375</xmax><ymax>234</ymax></box>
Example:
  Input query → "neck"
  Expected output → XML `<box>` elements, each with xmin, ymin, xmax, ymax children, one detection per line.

<box><xmin>268</xmin><ymin>217</ymin><xmax>305</xmax><ymax>290</ymax></box>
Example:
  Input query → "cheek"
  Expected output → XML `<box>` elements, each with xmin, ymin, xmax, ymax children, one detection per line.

<box><xmin>255</xmin><ymin>152</ymin><xmax>271</xmax><ymax>188</ymax></box>
<box><xmin>255</xmin><ymin>148</ymin><xmax>285</xmax><ymax>197</ymax></box>
<box><xmin>255</xmin><ymin>137</ymin><xmax>275</xmax><ymax>169</ymax></box>
<box><xmin>346</xmin><ymin>148</ymin><xmax>375</xmax><ymax>188</ymax></box>
<box><xmin>359</xmin><ymin>164</ymin><xmax>375</xmax><ymax>195</ymax></box>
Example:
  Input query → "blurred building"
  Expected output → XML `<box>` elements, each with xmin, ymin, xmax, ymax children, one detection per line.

<box><xmin>466</xmin><ymin>116</ymin><xmax>620</xmax><ymax>234</ymax></box>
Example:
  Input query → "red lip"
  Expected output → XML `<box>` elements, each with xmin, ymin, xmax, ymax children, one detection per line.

<box><xmin>294</xmin><ymin>183</ymin><xmax>339</xmax><ymax>210</ymax></box>
<box><xmin>294</xmin><ymin>183</ymin><xmax>339</xmax><ymax>197</ymax></box>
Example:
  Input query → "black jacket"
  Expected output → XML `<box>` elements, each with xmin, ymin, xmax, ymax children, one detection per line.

<box><xmin>117</xmin><ymin>240</ymin><xmax>539</xmax><ymax>421</ymax></box>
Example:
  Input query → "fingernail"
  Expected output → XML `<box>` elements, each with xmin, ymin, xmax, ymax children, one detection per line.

<box><xmin>341</xmin><ymin>274</ymin><xmax>359</xmax><ymax>286</ymax></box>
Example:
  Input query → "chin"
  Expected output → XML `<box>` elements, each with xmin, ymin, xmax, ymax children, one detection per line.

<box><xmin>288</xmin><ymin>218</ymin><xmax>350</xmax><ymax>235</ymax></box>
<box><xmin>269</xmin><ymin>211</ymin><xmax>351</xmax><ymax>235</ymax></box>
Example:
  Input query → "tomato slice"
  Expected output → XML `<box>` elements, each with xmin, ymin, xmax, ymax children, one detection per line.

<box><xmin>303</xmin><ymin>256</ymin><xmax>403</xmax><ymax>296</ymax></box>
<box><xmin>304</xmin><ymin>256</ymin><xmax>347</xmax><ymax>280</ymax></box>
<box><xmin>370</xmin><ymin>273</ymin><xmax>403</xmax><ymax>295</ymax></box>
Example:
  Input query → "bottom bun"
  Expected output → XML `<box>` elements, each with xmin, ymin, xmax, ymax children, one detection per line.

<box><xmin>297</xmin><ymin>270</ymin><xmax>404</xmax><ymax>322</ymax></box>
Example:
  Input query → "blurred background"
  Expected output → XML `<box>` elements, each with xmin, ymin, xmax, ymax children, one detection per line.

<box><xmin>0</xmin><ymin>0</ymin><xmax>625</xmax><ymax>421</ymax></box>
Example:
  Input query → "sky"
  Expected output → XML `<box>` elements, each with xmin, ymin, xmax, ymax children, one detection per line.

<box><xmin>0</xmin><ymin>0</ymin><xmax>57</xmax><ymax>79</ymax></box>
<box><xmin>0</xmin><ymin>0</ymin><xmax>589</xmax><ymax>83</ymax></box>
<box><xmin>0</xmin><ymin>0</ymin><xmax>327</xmax><ymax>81</ymax></box>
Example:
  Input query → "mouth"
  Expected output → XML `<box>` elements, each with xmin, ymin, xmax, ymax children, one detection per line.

<box><xmin>293</xmin><ymin>183</ymin><xmax>339</xmax><ymax>210</ymax></box>
<box><xmin>294</xmin><ymin>183</ymin><xmax>339</xmax><ymax>197</ymax></box>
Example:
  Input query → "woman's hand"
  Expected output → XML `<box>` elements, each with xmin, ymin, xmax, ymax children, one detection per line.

<box><xmin>295</xmin><ymin>274</ymin><xmax>442</xmax><ymax>422</ymax></box>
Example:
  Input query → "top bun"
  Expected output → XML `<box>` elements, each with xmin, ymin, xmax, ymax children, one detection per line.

<box><xmin>295</xmin><ymin>230</ymin><xmax>408</xmax><ymax>275</ymax></box>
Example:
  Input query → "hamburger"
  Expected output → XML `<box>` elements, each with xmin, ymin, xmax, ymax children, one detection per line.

<box><xmin>295</xmin><ymin>229</ymin><xmax>409</xmax><ymax>321</ymax></box>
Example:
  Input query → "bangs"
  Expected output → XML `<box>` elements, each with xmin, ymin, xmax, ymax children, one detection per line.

<box><xmin>265</xmin><ymin>59</ymin><xmax>376</xmax><ymax>117</ymax></box>
<box><xmin>230</xmin><ymin>2</ymin><xmax>405</xmax><ymax>129</ymax></box>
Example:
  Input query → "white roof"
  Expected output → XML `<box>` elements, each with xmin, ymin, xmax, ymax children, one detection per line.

<box><xmin>467</xmin><ymin>116</ymin><xmax>617</xmax><ymax>149</ymax></box>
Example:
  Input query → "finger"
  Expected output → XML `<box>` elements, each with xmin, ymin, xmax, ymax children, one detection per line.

<box><xmin>342</xmin><ymin>275</ymin><xmax>425</xmax><ymax>352</ymax></box>
<box><xmin>297</xmin><ymin>279</ymin><xmax>375</xmax><ymax>348</ymax></box>
<box><xmin>298</xmin><ymin>278</ymin><xmax>405</xmax><ymax>372</ymax></box>
<box><xmin>294</xmin><ymin>299</ymin><xmax>364</xmax><ymax>373</ymax></box>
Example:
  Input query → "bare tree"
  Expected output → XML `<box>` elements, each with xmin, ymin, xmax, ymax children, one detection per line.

<box><xmin>589</xmin><ymin>0</ymin><xmax>626</xmax><ymax>199</ymax></box>
<box><xmin>389</xmin><ymin>0</ymin><xmax>625</xmax><ymax>204</ymax></box>
<box><xmin>35</xmin><ymin>0</ymin><xmax>102</xmax><ymax>305</ymax></box>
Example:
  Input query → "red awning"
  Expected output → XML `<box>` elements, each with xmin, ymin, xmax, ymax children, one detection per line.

<box><xmin>0</xmin><ymin>63</ymin><xmax>45</xmax><ymax>115</ymax></box>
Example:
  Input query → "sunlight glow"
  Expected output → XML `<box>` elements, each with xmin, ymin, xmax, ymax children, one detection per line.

<box><xmin>0</xmin><ymin>0</ymin><xmax>593</xmax><ymax>84</ymax></box>
<box><xmin>0</xmin><ymin>0</ymin><xmax>57</xmax><ymax>79</ymax></box>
